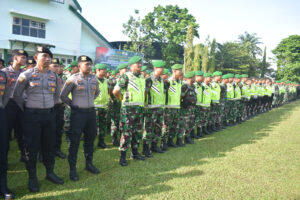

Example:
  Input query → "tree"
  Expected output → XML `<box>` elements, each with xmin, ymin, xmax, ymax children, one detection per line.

<box><xmin>193</xmin><ymin>44</ymin><xmax>201</xmax><ymax>71</ymax></box>
<box><xmin>209</xmin><ymin>38</ymin><xmax>216</xmax><ymax>73</ymax></box>
<box><xmin>122</xmin><ymin>9</ymin><xmax>155</xmax><ymax>63</ymax></box>
<box><xmin>201</xmin><ymin>46</ymin><xmax>209</xmax><ymax>73</ymax></box>
<box><xmin>260</xmin><ymin>46</ymin><xmax>267</xmax><ymax>77</ymax></box>
<box><xmin>184</xmin><ymin>24</ymin><xmax>194</xmax><ymax>73</ymax></box>
<box><xmin>142</xmin><ymin>5</ymin><xmax>199</xmax><ymax>66</ymax></box>
<box><xmin>273</xmin><ymin>35</ymin><xmax>300</xmax><ymax>81</ymax></box>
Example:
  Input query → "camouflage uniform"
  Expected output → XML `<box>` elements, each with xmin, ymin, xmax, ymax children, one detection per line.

<box><xmin>108</xmin><ymin>77</ymin><xmax>121</xmax><ymax>137</ymax></box>
<box><xmin>219</xmin><ymin>82</ymin><xmax>227</xmax><ymax>124</ymax></box>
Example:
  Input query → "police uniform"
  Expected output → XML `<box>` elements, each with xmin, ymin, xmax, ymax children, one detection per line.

<box><xmin>0</xmin><ymin>71</ymin><xmax>15</xmax><ymax>199</ymax></box>
<box><xmin>60</xmin><ymin>56</ymin><xmax>100</xmax><ymax>181</ymax></box>
<box><xmin>13</xmin><ymin>46</ymin><xmax>64</xmax><ymax>192</ymax></box>
<box><xmin>2</xmin><ymin>49</ymin><xmax>27</xmax><ymax>161</ymax></box>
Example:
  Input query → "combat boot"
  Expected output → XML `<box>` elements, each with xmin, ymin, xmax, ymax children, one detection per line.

<box><xmin>193</xmin><ymin>129</ymin><xmax>200</xmax><ymax>139</ymax></box>
<box><xmin>197</xmin><ymin>127</ymin><xmax>205</xmax><ymax>138</ymax></box>
<box><xmin>112</xmin><ymin>135</ymin><xmax>120</xmax><ymax>146</ymax></box>
<box><xmin>28</xmin><ymin>169</ymin><xmax>39</xmax><ymax>192</ymax></box>
<box><xmin>69</xmin><ymin>168</ymin><xmax>79</xmax><ymax>181</ymax></box>
<box><xmin>142</xmin><ymin>141</ymin><xmax>152</xmax><ymax>158</ymax></box>
<box><xmin>130</xmin><ymin>148</ymin><xmax>145</xmax><ymax>160</ymax></box>
<box><xmin>85</xmin><ymin>162</ymin><xmax>100</xmax><ymax>174</ymax></box>
<box><xmin>184</xmin><ymin>136</ymin><xmax>194</xmax><ymax>144</ymax></box>
<box><xmin>97</xmin><ymin>137</ymin><xmax>109</xmax><ymax>149</ymax></box>
<box><xmin>167</xmin><ymin>136</ymin><xmax>178</xmax><ymax>148</ymax></box>
<box><xmin>46</xmin><ymin>168</ymin><xmax>64</xmax><ymax>185</ymax></box>
<box><xmin>160</xmin><ymin>138</ymin><xmax>168</xmax><ymax>151</ymax></box>
<box><xmin>176</xmin><ymin>137</ymin><xmax>186</xmax><ymax>147</ymax></box>
<box><xmin>151</xmin><ymin>142</ymin><xmax>164</xmax><ymax>153</ymax></box>
<box><xmin>119</xmin><ymin>151</ymin><xmax>127</xmax><ymax>166</ymax></box>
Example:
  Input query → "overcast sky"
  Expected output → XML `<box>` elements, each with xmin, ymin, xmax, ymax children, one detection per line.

<box><xmin>78</xmin><ymin>0</ymin><xmax>300</xmax><ymax>66</ymax></box>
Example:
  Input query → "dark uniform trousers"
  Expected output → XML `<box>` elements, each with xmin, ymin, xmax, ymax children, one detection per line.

<box><xmin>5</xmin><ymin>99</ymin><xmax>23</xmax><ymax>149</ymax></box>
<box><xmin>0</xmin><ymin>108</ymin><xmax>9</xmax><ymax>191</ymax></box>
<box><xmin>68</xmin><ymin>108</ymin><xmax>97</xmax><ymax>170</ymax></box>
<box><xmin>22</xmin><ymin>108</ymin><xmax>56</xmax><ymax>171</ymax></box>
<box><xmin>54</xmin><ymin>104</ymin><xmax>65</xmax><ymax>152</ymax></box>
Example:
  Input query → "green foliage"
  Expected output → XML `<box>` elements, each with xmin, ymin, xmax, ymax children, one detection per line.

<box><xmin>209</xmin><ymin>38</ymin><xmax>216</xmax><ymax>73</ymax></box>
<box><xmin>184</xmin><ymin>24</ymin><xmax>194</xmax><ymax>73</ymax></box>
<box><xmin>193</xmin><ymin>44</ymin><xmax>201</xmax><ymax>71</ymax></box>
<box><xmin>201</xmin><ymin>45</ymin><xmax>209</xmax><ymax>73</ymax></box>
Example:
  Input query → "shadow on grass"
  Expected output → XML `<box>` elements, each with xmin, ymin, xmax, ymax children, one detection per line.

<box><xmin>7</xmin><ymin>100</ymin><xmax>300</xmax><ymax>200</ymax></box>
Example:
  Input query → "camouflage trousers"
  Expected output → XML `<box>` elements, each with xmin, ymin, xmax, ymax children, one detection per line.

<box><xmin>234</xmin><ymin>100</ymin><xmax>243</xmax><ymax>119</ymax></box>
<box><xmin>194</xmin><ymin>106</ymin><xmax>204</xmax><ymax>128</ymax></box>
<box><xmin>119</xmin><ymin>106</ymin><xmax>144</xmax><ymax>152</ymax></box>
<box><xmin>211</xmin><ymin>103</ymin><xmax>222</xmax><ymax>125</ymax></box>
<box><xmin>96</xmin><ymin>108</ymin><xmax>107</xmax><ymax>137</ymax></box>
<box><xmin>225</xmin><ymin>100</ymin><xmax>235</xmax><ymax>121</ymax></box>
<box><xmin>241</xmin><ymin>100</ymin><xmax>249</xmax><ymax>120</ymax></box>
<box><xmin>164</xmin><ymin>108</ymin><xmax>181</xmax><ymax>139</ymax></box>
<box><xmin>201</xmin><ymin>106</ymin><xmax>211</xmax><ymax>127</ymax></box>
<box><xmin>143</xmin><ymin>107</ymin><xmax>164</xmax><ymax>144</ymax></box>
<box><xmin>181</xmin><ymin>107</ymin><xmax>196</xmax><ymax>137</ymax></box>
<box><xmin>63</xmin><ymin>106</ymin><xmax>71</xmax><ymax>132</ymax></box>
<box><xmin>110</xmin><ymin>102</ymin><xmax>121</xmax><ymax>137</ymax></box>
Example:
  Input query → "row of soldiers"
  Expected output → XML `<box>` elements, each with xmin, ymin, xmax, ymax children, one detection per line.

<box><xmin>0</xmin><ymin>48</ymin><xmax>299</xmax><ymax>199</ymax></box>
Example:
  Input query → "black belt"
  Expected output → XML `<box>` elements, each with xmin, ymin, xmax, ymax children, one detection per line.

<box><xmin>73</xmin><ymin>107</ymin><xmax>95</xmax><ymax>113</ymax></box>
<box><xmin>25</xmin><ymin>107</ymin><xmax>54</xmax><ymax>114</ymax></box>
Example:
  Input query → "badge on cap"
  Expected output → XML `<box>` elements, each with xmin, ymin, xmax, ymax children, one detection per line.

<box><xmin>81</xmin><ymin>56</ymin><xmax>87</xmax><ymax>61</ymax></box>
<box><xmin>52</xmin><ymin>59</ymin><xmax>57</xmax><ymax>63</ymax></box>
<box><xmin>28</xmin><ymin>60</ymin><xmax>32</xmax><ymax>64</ymax></box>
<box><xmin>37</xmin><ymin>46</ymin><xmax>43</xmax><ymax>52</ymax></box>
<box><xmin>19</xmin><ymin>50</ymin><xmax>24</xmax><ymax>54</ymax></box>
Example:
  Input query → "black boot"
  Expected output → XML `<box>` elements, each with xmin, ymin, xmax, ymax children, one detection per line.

<box><xmin>38</xmin><ymin>152</ymin><xmax>43</xmax><ymax>163</ymax></box>
<box><xmin>119</xmin><ymin>151</ymin><xmax>127</xmax><ymax>166</ymax></box>
<box><xmin>97</xmin><ymin>137</ymin><xmax>108</xmax><ymax>149</ymax></box>
<box><xmin>56</xmin><ymin>150</ymin><xmax>67</xmax><ymax>159</ymax></box>
<box><xmin>212</xmin><ymin>124</ymin><xmax>218</xmax><ymax>132</ymax></box>
<box><xmin>46</xmin><ymin>169</ymin><xmax>64</xmax><ymax>185</ymax></box>
<box><xmin>28</xmin><ymin>169</ymin><xmax>39</xmax><ymax>192</ymax></box>
<box><xmin>216</xmin><ymin>123</ymin><xmax>222</xmax><ymax>131</ymax></box>
<box><xmin>130</xmin><ymin>148</ymin><xmax>145</xmax><ymax>160</ymax></box>
<box><xmin>69</xmin><ymin>168</ymin><xmax>79</xmax><ymax>181</ymax></box>
<box><xmin>190</xmin><ymin>129</ymin><xmax>195</xmax><ymax>139</ymax></box>
<box><xmin>142</xmin><ymin>141</ymin><xmax>152</xmax><ymax>158</ymax></box>
<box><xmin>197</xmin><ymin>127</ymin><xmax>204</xmax><ymax>138</ymax></box>
<box><xmin>151</xmin><ymin>142</ymin><xmax>164</xmax><ymax>153</ymax></box>
<box><xmin>0</xmin><ymin>187</ymin><xmax>14</xmax><ymax>200</ymax></box>
<box><xmin>193</xmin><ymin>129</ymin><xmax>200</xmax><ymax>139</ymax></box>
<box><xmin>176</xmin><ymin>137</ymin><xmax>186</xmax><ymax>147</ymax></box>
<box><xmin>85</xmin><ymin>162</ymin><xmax>100</xmax><ymax>174</ymax></box>
<box><xmin>203</xmin><ymin>126</ymin><xmax>211</xmax><ymax>135</ymax></box>
<box><xmin>208</xmin><ymin>125</ymin><xmax>214</xmax><ymax>134</ymax></box>
<box><xmin>112</xmin><ymin>135</ymin><xmax>120</xmax><ymax>146</ymax></box>
<box><xmin>184</xmin><ymin>136</ymin><xmax>194</xmax><ymax>144</ymax></box>
<box><xmin>167</xmin><ymin>137</ymin><xmax>178</xmax><ymax>148</ymax></box>
<box><xmin>160</xmin><ymin>138</ymin><xmax>168</xmax><ymax>151</ymax></box>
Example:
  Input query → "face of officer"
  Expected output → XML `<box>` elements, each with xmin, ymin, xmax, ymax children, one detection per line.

<box><xmin>130</xmin><ymin>61</ymin><xmax>142</xmax><ymax>74</ymax></box>
<box><xmin>204</xmin><ymin>77</ymin><xmax>211</xmax><ymax>84</ymax></box>
<box><xmin>96</xmin><ymin>69</ymin><xmax>106</xmax><ymax>79</ymax></box>
<box><xmin>172</xmin><ymin>69</ymin><xmax>182</xmax><ymax>80</ymax></box>
<box><xmin>195</xmin><ymin>76</ymin><xmax>203</xmax><ymax>83</ymax></box>
<box><xmin>214</xmin><ymin>76</ymin><xmax>221</xmax><ymax>82</ymax></box>
<box><xmin>161</xmin><ymin>74</ymin><xmax>168</xmax><ymax>80</ymax></box>
<box><xmin>49</xmin><ymin>64</ymin><xmax>59</xmax><ymax>74</ymax></box>
<box><xmin>154</xmin><ymin>67</ymin><xmax>164</xmax><ymax>77</ymax></box>
<box><xmin>35</xmin><ymin>53</ymin><xmax>51</xmax><ymax>69</ymax></box>
<box><xmin>0</xmin><ymin>61</ymin><xmax>4</xmax><ymax>69</ymax></box>
<box><xmin>228</xmin><ymin>78</ymin><xmax>233</xmax><ymax>83</ymax></box>
<box><xmin>242</xmin><ymin>78</ymin><xmax>247</xmax><ymax>82</ymax></box>
<box><xmin>186</xmin><ymin>77</ymin><xmax>194</xmax><ymax>85</ymax></box>
<box><xmin>14</xmin><ymin>55</ymin><xmax>27</xmax><ymax>67</ymax></box>
<box><xmin>235</xmin><ymin>78</ymin><xmax>241</xmax><ymax>83</ymax></box>
<box><xmin>79</xmin><ymin>61</ymin><xmax>92</xmax><ymax>76</ymax></box>
<box><xmin>58</xmin><ymin>65</ymin><xmax>63</xmax><ymax>75</ymax></box>
<box><xmin>71</xmin><ymin>66</ymin><xmax>79</xmax><ymax>74</ymax></box>
<box><xmin>119</xmin><ymin>68</ymin><xmax>128</xmax><ymax>75</ymax></box>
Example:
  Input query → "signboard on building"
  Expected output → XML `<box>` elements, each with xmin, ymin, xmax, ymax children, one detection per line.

<box><xmin>96</xmin><ymin>47</ymin><xmax>143</xmax><ymax>69</ymax></box>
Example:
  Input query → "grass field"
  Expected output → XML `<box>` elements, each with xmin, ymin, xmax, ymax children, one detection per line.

<box><xmin>7</xmin><ymin>100</ymin><xmax>300</xmax><ymax>200</ymax></box>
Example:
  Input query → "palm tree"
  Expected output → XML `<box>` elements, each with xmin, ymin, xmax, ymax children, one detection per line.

<box><xmin>238</xmin><ymin>32</ymin><xmax>262</xmax><ymax>58</ymax></box>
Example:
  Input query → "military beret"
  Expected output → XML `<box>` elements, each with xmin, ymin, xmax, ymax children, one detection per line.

<box><xmin>235</xmin><ymin>74</ymin><xmax>241</xmax><ymax>78</ymax></box>
<box><xmin>107</xmin><ymin>68</ymin><xmax>111</xmax><ymax>73</ymax></box>
<box><xmin>111</xmin><ymin>70</ymin><xmax>118</xmax><ymax>75</ymax></box>
<box><xmin>184</xmin><ymin>71</ymin><xmax>195</xmax><ymax>79</ymax></box>
<box><xmin>59</xmin><ymin>61</ymin><xmax>64</xmax><ymax>65</ymax></box>
<box><xmin>162</xmin><ymin>68</ymin><xmax>169</xmax><ymax>75</ymax></box>
<box><xmin>51</xmin><ymin>58</ymin><xmax>60</xmax><ymax>64</ymax></box>
<box><xmin>141</xmin><ymin>66</ymin><xmax>147</xmax><ymax>72</ymax></box>
<box><xmin>94</xmin><ymin>63</ymin><xmax>107</xmax><ymax>70</ymax></box>
<box><xmin>171</xmin><ymin>64</ymin><xmax>183</xmax><ymax>70</ymax></box>
<box><xmin>168</xmin><ymin>72</ymin><xmax>172</xmax><ymax>76</ymax></box>
<box><xmin>129</xmin><ymin>56</ymin><xmax>142</xmax><ymax>65</ymax></box>
<box><xmin>63</xmin><ymin>65</ymin><xmax>71</xmax><ymax>71</ymax></box>
<box><xmin>195</xmin><ymin>70</ymin><xmax>204</xmax><ymax>76</ymax></box>
<box><xmin>20</xmin><ymin>65</ymin><xmax>26</xmax><ymax>70</ymax></box>
<box><xmin>27</xmin><ymin>58</ymin><xmax>36</xmax><ymax>65</ymax></box>
<box><xmin>152</xmin><ymin>60</ymin><xmax>166</xmax><ymax>68</ymax></box>
<box><xmin>117</xmin><ymin>63</ymin><xmax>128</xmax><ymax>70</ymax></box>
<box><xmin>77</xmin><ymin>55</ymin><xmax>92</xmax><ymax>63</ymax></box>
<box><xmin>227</xmin><ymin>73</ymin><xmax>234</xmax><ymax>78</ymax></box>
<box><xmin>146</xmin><ymin>70</ymin><xmax>152</xmax><ymax>74</ymax></box>
<box><xmin>213</xmin><ymin>71</ymin><xmax>222</xmax><ymax>77</ymax></box>
<box><xmin>203</xmin><ymin>72</ymin><xmax>212</xmax><ymax>77</ymax></box>
<box><xmin>70</xmin><ymin>61</ymin><xmax>78</xmax><ymax>67</ymax></box>
<box><xmin>241</xmin><ymin>74</ymin><xmax>248</xmax><ymax>78</ymax></box>
<box><xmin>12</xmin><ymin>49</ymin><xmax>28</xmax><ymax>57</ymax></box>
<box><xmin>222</xmin><ymin>74</ymin><xmax>228</xmax><ymax>79</ymax></box>
<box><xmin>35</xmin><ymin>46</ymin><xmax>52</xmax><ymax>58</ymax></box>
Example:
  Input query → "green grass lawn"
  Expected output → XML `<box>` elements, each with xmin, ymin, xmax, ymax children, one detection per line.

<box><xmin>7</xmin><ymin>100</ymin><xmax>300</xmax><ymax>200</ymax></box>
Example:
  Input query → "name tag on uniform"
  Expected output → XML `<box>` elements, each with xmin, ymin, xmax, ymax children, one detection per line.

<box><xmin>30</xmin><ymin>82</ymin><xmax>39</xmax><ymax>86</ymax></box>
<box><xmin>32</xmin><ymin>74</ymin><xmax>38</xmax><ymax>78</ymax></box>
<box><xmin>77</xmin><ymin>85</ymin><xmax>85</xmax><ymax>90</ymax></box>
<box><xmin>50</xmin><ymin>83</ymin><xmax>56</xmax><ymax>87</ymax></box>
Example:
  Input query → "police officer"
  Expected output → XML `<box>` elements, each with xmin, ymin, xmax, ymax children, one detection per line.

<box><xmin>113</xmin><ymin>56</ymin><xmax>146</xmax><ymax>166</ymax></box>
<box><xmin>0</xmin><ymin>70</ymin><xmax>15</xmax><ymax>199</ymax></box>
<box><xmin>49</xmin><ymin>58</ymin><xmax>67</xmax><ymax>159</ymax></box>
<box><xmin>13</xmin><ymin>46</ymin><xmax>64</xmax><ymax>192</ymax></box>
<box><xmin>2</xmin><ymin>49</ymin><xmax>27</xmax><ymax>161</ymax></box>
<box><xmin>60</xmin><ymin>55</ymin><xmax>100</xmax><ymax>181</ymax></box>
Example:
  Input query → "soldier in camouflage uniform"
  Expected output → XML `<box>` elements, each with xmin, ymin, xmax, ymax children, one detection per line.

<box><xmin>220</xmin><ymin>74</ymin><xmax>228</xmax><ymax>128</ymax></box>
<box><xmin>201</xmin><ymin>73</ymin><xmax>213</xmax><ymax>134</ymax></box>
<box><xmin>233</xmin><ymin>74</ymin><xmax>242</xmax><ymax>124</ymax></box>
<box><xmin>194</xmin><ymin>71</ymin><xmax>204</xmax><ymax>138</ymax></box>
<box><xmin>113</xmin><ymin>56</ymin><xmax>146</xmax><ymax>166</ymax></box>
<box><xmin>210</xmin><ymin>71</ymin><xmax>223</xmax><ymax>131</ymax></box>
<box><xmin>240</xmin><ymin>74</ymin><xmax>251</xmax><ymax>120</ymax></box>
<box><xmin>142</xmin><ymin>60</ymin><xmax>166</xmax><ymax>157</ymax></box>
<box><xmin>225</xmin><ymin>73</ymin><xmax>235</xmax><ymax>126</ymax></box>
<box><xmin>181</xmin><ymin>71</ymin><xmax>197</xmax><ymax>144</ymax></box>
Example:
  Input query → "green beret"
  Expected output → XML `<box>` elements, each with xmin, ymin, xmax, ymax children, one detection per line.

<box><xmin>162</xmin><ymin>68</ymin><xmax>169</xmax><ymax>75</ymax></box>
<box><xmin>235</xmin><ymin>74</ymin><xmax>241</xmax><ymax>78</ymax></box>
<box><xmin>129</xmin><ymin>56</ymin><xmax>142</xmax><ymax>65</ymax></box>
<box><xmin>171</xmin><ymin>64</ymin><xmax>183</xmax><ymax>70</ymax></box>
<box><xmin>222</xmin><ymin>74</ymin><xmax>228</xmax><ymax>79</ymax></box>
<box><xmin>70</xmin><ymin>61</ymin><xmax>78</xmax><ymax>67</ymax></box>
<box><xmin>241</xmin><ymin>74</ymin><xmax>248</xmax><ymax>78</ymax></box>
<box><xmin>146</xmin><ymin>70</ymin><xmax>151</xmax><ymax>74</ymax></box>
<box><xmin>94</xmin><ymin>63</ymin><xmax>107</xmax><ymax>70</ymax></box>
<box><xmin>168</xmin><ymin>72</ymin><xmax>172</xmax><ymax>76</ymax></box>
<box><xmin>203</xmin><ymin>72</ymin><xmax>212</xmax><ymax>77</ymax></box>
<box><xmin>184</xmin><ymin>71</ymin><xmax>195</xmax><ymax>79</ymax></box>
<box><xmin>195</xmin><ymin>71</ymin><xmax>204</xmax><ymax>76</ymax></box>
<box><xmin>141</xmin><ymin>66</ymin><xmax>147</xmax><ymax>72</ymax></box>
<box><xmin>59</xmin><ymin>61</ymin><xmax>64</xmax><ymax>65</ymax></box>
<box><xmin>213</xmin><ymin>71</ymin><xmax>222</xmax><ymax>77</ymax></box>
<box><xmin>111</xmin><ymin>70</ymin><xmax>118</xmax><ymax>75</ymax></box>
<box><xmin>63</xmin><ymin>65</ymin><xmax>71</xmax><ymax>71</ymax></box>
<box><xmin>92</xmin><ymin>67</ymin><xmax>96</xmax><ymax>73</ymax></box>
<box><xmin>20</xmin><ymin>65</ymin><xmax>26</xmax><ymax>70</ymax></box>
<box><xmin>152</xmin><ymin>60</ymin><xmax>166</xmax><ymax>68</ymax></box>
<box><xmin>117</xmin><ymin>63</ymin><xmax>128</xmax><ymax>70</ymax></box>
<box><xmin>107</xmin><ymin>68</ymin><xmax>111</xmax><ymax>73</ymax></box>
<box><xmin>227</xmin><ymin>73</ymin><xmax>234</xmax><ymax>78</ymax></box>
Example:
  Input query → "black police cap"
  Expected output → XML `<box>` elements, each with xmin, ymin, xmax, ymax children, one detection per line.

<box><xmin>12</xmin><ymin>49</ymin><xmax>28</xmax><ymax>57</ymax></box>
<box><xmin>27</xmin><ymin>57</ymin><xmax>36</xmax><ymax>65</ymax></box>
<box><xmin>77</xmin><ymin>55</ymin><xmax>93</xmax><ymax>63</ymax></box>
<box><xmin>35</xmin><ymin>46</ymin><xmax>53</xmax><ymax>58</ymax></box>
<box><xmin>51</xmin><ymin>58</ymin><xmax>60</xmax><ymax>64</ymax></box>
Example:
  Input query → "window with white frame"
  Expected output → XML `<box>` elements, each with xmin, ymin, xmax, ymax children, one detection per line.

<box><xmin>12</xmin><ymin>17</ymin><xmax>46</xmax><ymax>38</ymax></box>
